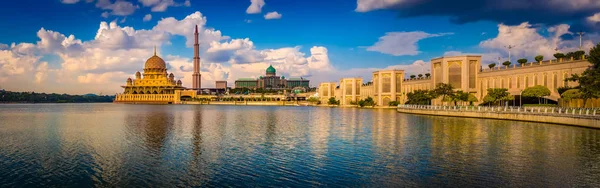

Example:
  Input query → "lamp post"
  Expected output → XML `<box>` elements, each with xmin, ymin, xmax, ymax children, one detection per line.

<box><xmin>519</xmin><ymin>89</ymin><xmax>523</xmax><ymax>107</ymax></box>
<box><xmin>577</xmin><ymin>31</ymin><xmax>585</xmax><ymax>50</ymax></box>
<box><xmin>505</xmin><ymin>45</ymin><xmax>515</xmax><ymax>63</ymax></box>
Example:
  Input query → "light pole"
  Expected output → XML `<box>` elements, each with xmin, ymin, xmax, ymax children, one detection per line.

<box><xmin>505</xmin><ymin>45</ymin><xmax>515</xmax><ymax>63</ymax></box>
<box><xmin>577</xmin><ymin>31</ymin><xmax>585</xmax><ymax>50</ymax></box>
<box><xmin>519</xmin><ymin>89</ymin><xmax>523</xmax><ymax>107</ymax></box>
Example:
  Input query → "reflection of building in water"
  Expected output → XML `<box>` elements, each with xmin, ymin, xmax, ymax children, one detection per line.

<box><xmin>316</xmin><ymin>55</ymin><xmax>591</xmax><ymax>106</ymax></box>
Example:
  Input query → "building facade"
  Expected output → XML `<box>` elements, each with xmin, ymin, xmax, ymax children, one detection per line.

<box><xmin>316</xmin><ymin>55</ymin><xmax>590</xmax><ymax>106</ymax></box>
<box><xmin>235</xmin><ymin>65</ymin><xmax>310</xmax><ymax>90</ymax></box>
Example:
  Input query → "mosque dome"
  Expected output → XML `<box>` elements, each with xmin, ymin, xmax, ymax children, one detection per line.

<box><xmin>127</xmin><ymin>78</ymin><xmax>132</xmax><ymax>82</ymax></box>
<box><xmin>144</xmin><ymin>55</ymin><xmax>166</xmax><ymax>70</ymax></box>
<box><xmin>266</xmin><ymin>65</ymin><xmax>276</xmax><ymax>74</ymax></box>
<box><xmin>169</xmin><ymin>73</ymin><xmax>174</xmax><ymax>78</ymax></box>
<box><xmin>176</xmin><ymin>80</ymin><xmax>182</xmax><ymax>86</ymax></box>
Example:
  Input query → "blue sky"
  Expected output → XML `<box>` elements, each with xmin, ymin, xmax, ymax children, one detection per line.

<box><xmin>0</xmin><ymin>0</ymin><xmax>598</xmax><ymax>94</ymax></box>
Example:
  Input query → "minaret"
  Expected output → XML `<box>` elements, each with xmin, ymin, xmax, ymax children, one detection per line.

<box><xmin>192</xmin><ymin>25</ymin><xmax>201</xmax><ymax>90</ymax></box>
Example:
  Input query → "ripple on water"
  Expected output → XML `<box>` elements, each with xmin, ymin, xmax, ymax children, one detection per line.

<box><xmin>0</xmin><ymin>104</ymin><xmax>599</xmax><ymax>187</ymax></box>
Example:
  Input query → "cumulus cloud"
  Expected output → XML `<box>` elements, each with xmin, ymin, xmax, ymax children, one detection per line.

<box><xmin>143</xmin><ymin>14</ymin><xmax>152</xmax><ymax>22</ymax></box>
<box><xmin>479</xmin><ymin>22</ymin><xmax>595</xmax><ymax>62</ymax></box>
<box><xmin>365</xmin><ymin>31</ymin><xmax>452</xmax><ymax>56</ymax></box>
<box><xmin>138</xmin><ymin>0</ymin><xmax>191</xmax><ymax>12</ymax></box>
<box><xmin>61</xmin><ymin>0</ymin><xmax>80</xmax><ymax>4</ymax></box>
<box><xmin>264</xmin><ymin>11</ymin><xmax>282</xmax><ymax>20</ymax></box>
<box><xmin>96</xmin><ymin>0</ymin><xmax>139</xmax><ymax>17</ymax></box>
<box><xmin>355</xmin><ymin>0</ymin><xmax>600</xmax><ymax>31</ymax></box>
<box><xmin>246</xmin><ymin>0</ymin><xmax>265</xmax><ymax>14</ymax></box>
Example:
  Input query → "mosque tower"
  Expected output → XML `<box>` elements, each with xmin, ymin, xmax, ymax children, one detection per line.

<box><xmin>192</xmin><ymin>25</ymin><xmax>202</xmax><ymax>90</ymax></box>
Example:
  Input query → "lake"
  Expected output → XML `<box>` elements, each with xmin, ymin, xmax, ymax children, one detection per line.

<box><xmin>0</xmin><ymin>104</ymin><xmax>599</xmax><ymax>187</ymax></box>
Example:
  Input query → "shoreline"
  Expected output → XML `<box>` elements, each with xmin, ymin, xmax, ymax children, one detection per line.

<box><xmin>397</xmin><ymin>107</ymin><xmax>600</xmax><ymax>129</ymax></box>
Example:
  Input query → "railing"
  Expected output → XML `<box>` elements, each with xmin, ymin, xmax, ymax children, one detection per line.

<box><xmin>114</xmin><ymin>94</ymin><xmax>175</xmax><ymax>102</ymax></box>
<box><xmin>398</xmin><ymin>104</ymin><xmax>600</xmax><ymax>118</ymax></box>
<box><xmin>480</xmin><ymin>57</ymin><xmax>587</xmax><ymax>73</ymax></box>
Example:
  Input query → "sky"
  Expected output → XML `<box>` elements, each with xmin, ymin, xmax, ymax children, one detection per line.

<box><xmin>0</xmin><ymin>0</ymin><xmax>599</xmax><ymax>94</ymax></box>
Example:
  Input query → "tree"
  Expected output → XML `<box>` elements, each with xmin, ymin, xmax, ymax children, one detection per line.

<box><xmin>554</xmin><ymin>53</ymin><xmax>565</xmax><ymax>60</ymax></box>
<box><xmin>307</xmin><ymin>97</ymin><xmax>319</xmax><ymax>103</ymax></box>
<box><xmin>433</xmin><ymin>83</ymin><xmax>454</xmax><ymax>104</ymax></box>
<box><xmin>517</xmin><ymin>58</ymin><xmax>527</xmax><ymax>65</ymax></box>
<box><xmin>327</xmin><ymin>97</ymin><xmax>339</xmax><ymax>106</ymax></box>
<box><xmin>488</xmin><ymin>63</ymin><xmax>496</xmax><ymax>69</ymax></box>
<box><xmin>425</xmin><ymin>73</ymin><xmax>431</xmax><ymax>78</ymax></box>
<box><xmin>522</xmin><ymin>85</ymin><xmax>551</xmax><ymax>104</ymax></box>
<box><xmin>358</xmin><ymin>97</ymin><xmax>376</xmax><ymax>107</ymax></box>
<box><xmin>573</xmin><ymin>50</ymin><xmax>585</xmax><ymax>60</ymax></box>
<box><xmin>561</xmin><ymin>89</ymin><xmax>581</xmax><ymax>100</ymax></box>
<box><xmin>535</xmin><ymin>55</ymin><xmax>544</xmax><ymax>62</ymax></box>
<box><xmin>418</xmin><ymin>74</ymin><xmax>423</xmax><ymax>78</ymax></box>
<box><xmin>483</xmin><ymin>88</ymin><xmax>513</xmax><ymax>106</ymax></box>
<box><xmin>566</xmin><ymin>43</ymin><xmax>600</xmax><ymax>107</ymax></box>
<box><xmin>410</xmin><ymin>75</ymin><xmax>416</xmax><ymax>79</ymax></box>
<box><xmin>388</xmin><ymin>101</ymin><xmax>400</xmax><ymax>106</ymax></box>
<box><xmin>467</xmin><ymin>93</ymin><xmax>478</xmax><ymax>106</ymax></box>
<box><xmin>502</xmin><ymin>61</ymin><xmax>511</xmax><ymax>67</ymax></box>
<box><xmin>406</xmin><ymin>90</ymin><xmax>434</xmax><ymax>105</ymax></box>
<box><xmin>557</xmin><ymin>86</ymin><xmax>574</xmax><ymax>95</ymax></box>
<box><xmin>446</xmin><ymin>90</ymin><xmax>469</xmax><ymax>106</ymax></box>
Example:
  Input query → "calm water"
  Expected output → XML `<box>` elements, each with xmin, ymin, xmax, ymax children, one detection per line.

<box><xmin>0</xmin><ymin>104</ymin><xmax>599</xmax><ymax>187</ymax></box>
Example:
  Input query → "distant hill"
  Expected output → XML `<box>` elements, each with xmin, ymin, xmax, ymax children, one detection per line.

<box><xmin>0</xmin><ymin>90</ymin><xmax>114</xmax><ymax>103</ymax></box>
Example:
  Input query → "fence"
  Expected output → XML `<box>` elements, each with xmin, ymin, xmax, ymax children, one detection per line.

<box><xmin>398</xmin><ymin>104</ymin><xmax>600</xmax><ymax>118</ymax></box>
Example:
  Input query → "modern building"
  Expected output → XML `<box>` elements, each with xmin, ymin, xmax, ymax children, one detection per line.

<box><xmin>318</xmin><ymin>82</ymin><xmax>337</xmax><ymax>104</ymax></box>
<box><xmin>317</xmin><ymin>55</ymin><xmax>590</xmax><ymax>106</ymax></box>
<box><xmin>235</xmin><ymin>65</ymin><xmax>310</xmax><ymax>90</ymax></box>
<box><xmin>192</xmin><ymin>25</ymin><xmax>202</xmax><ymax>90</ymax></box>
<box><xmin>216</xmin><ymin>81</ymin><xmax>227</xmax><ymax>89</ymax></box>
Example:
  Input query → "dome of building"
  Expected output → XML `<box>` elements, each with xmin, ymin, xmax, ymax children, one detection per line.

<box><xmin>176</xmin><ymin>80</ymin><xmax>182</xmax><ymax>86</ymax></box>
<box><xmin>144</xmin><ymin>55</ymin><xmax>167</xmax><ymax>70</ymax></box>
<box><xmin>281</xmin><ymin>76</ymin><xmax>285</xmax><ymax>79</ymax></box>
<box><xmin>266</xmin><ymin>65</ymin><xmax>276</xmax><ymax>74</ymax></box>
<box><xmin>169</xmin><ymin>73</ymin><xmax>174</xmax><ymax>78</ymax></box>
<box><xmin>127</xmin><ymin>78</ymin><xmax>132</xmax><ymax>82</ymax></box>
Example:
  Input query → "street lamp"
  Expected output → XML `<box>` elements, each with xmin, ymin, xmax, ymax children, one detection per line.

<box><xmin>505</xmin><ymin>45</ymin><xmax>515</xmax><ymax>63</ymax></box>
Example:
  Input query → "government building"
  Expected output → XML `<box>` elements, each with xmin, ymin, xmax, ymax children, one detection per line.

<box><xmin>318</xmin><ymin>55</ymin><xmax>590</xmax><ymax>106</ymax></box>
<box><xmin>234</xmin><ymin>65</ymin><xmax>310</xmax><ymax>90</ymax></box>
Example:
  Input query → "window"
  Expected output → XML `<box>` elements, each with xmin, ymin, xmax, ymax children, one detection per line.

<box><xmin>501</xmin><ymin>79</ymin><xmax>505</xmax><ymax>88</ymax></box>
<box><xmin>356</xmin><ymin>81</ymin><xmax>361</xmax><ymax>95</ymax></box>
<box><xmin>396</xmin><ymin>73</ymin><xmax>402</xmax><ymax>93</ymax></box>
<box><xmin>563</xmin><ymin>72</ymin><xmax>569</xmax><ymax>87</ymax></box>
<box><xmin>533</xmin><ymin>75</ymin><xmax>538</xmax><ymax>86</ymax></box>
<box><xmin>345</xmin><ymin>81</ymin><xmax>352</xmax><ymax>95</ymax></box>
<box><xmin>382</xmin><ymin>74</ymin><xmax>391</xmax><ymax>93</ymax></box>
<box><xmin>543</xmin><ymin>73</ymin><xmax>548</xmax><ymax>87</ymax></box>
<box><xmin>434</xmin><ymin>63</ymin><xmax>442</xmax><ymax>84</ymax></box>
<box><xmin>517</xmin><ymin>77</ymin><xmax>521</xmax><ymax>89</ymax></box>
<box><xmin>469</xmin><ymin>61</ymin><xmax>477</xmax><ymax>89</ymax></box>
<box><xmin>448</xmin><ymin>61</ymin><xmax>462</xmax><ymax>88</ymax></box>
<box><xmin>374</xmin><ymin>75</ymin><xmax>378</xmax><ymax>94</ymax></box>
<box><xmin>525</xmin><ymin>76</ymin><xmax>529</xmax><ymax>88</ymax></box>
<box><xmin>553</xmin><ymin>73</ymin><xmax>558</xmax><ymax>91</ymax></box>
<box><xmin>508</xmin><ymin>77</ymin><xmax>512</xmax><ymax>88</ymax></box>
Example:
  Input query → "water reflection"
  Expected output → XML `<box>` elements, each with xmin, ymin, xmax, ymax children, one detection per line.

<box><xmin>0</xmin><ymin>104</ymin><xmax>599</xmax><ymax>187</ymax></box>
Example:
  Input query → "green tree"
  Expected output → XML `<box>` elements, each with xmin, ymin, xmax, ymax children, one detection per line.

<box><xmin>446</xmin><ymin>90</ymin><xmax>469</xmax><ymax>106</ymax></box>
<box><xmin>557</xmin><ymin>86</ymin><xmax>574</xmax><ymax>95</ymax></box>
<box><xmin>410</xmin><ymin>75</ymin><xmax>416</xmax><ymax>79</ymax></box>
<box><xmin>522</xmin><ymin>85</ymin><xmax>551</xmax><ymax>104</ymax></box>
<box><xmin>483</xmin><ymin>88</ymin><xmax>513</xmax><ymax>106</ymax></box>
<box><xmin>561</xmin><ymin>89</ymin><xmax>581</xmax><ymax>100</ymax></box>
<box><xmin>327</xmin><ymin>97</ymin><xmax>339</xmax><ymax>106</ymax></box>
<box><xmin>517</xmin><ymin>58</ymin><xmax>527</xmax><ymax>65</ymax></box>
<box><xmin>418</xmin><ymin>74</ymin><xmax>423</xmax><ymax>78</ymax></box>
<box><xmin>358</xmin><ymin>97</ymin><xmax>376</xmax><ymax>107</ymax></box>
<box><xmin>535</xmin><ymin>55</ymin><xmax>544</xmax><ymax>62</ymax></box>
<box><xmin>388</xmin><ymin>101</ymin><xmax>400</xmax><ymax>106</ymax></box>
<box><xmin>488</xmin><ymin>63</ymin><xmax>496</xmax><ymax>69</ymax></box>
<box><xmin>554</xmin><ymin>53</ymin><xmax>565</xmax><ymax>60</ymax></box>
<box><xmin>467</xmin><ymin>93</ymin><xmax>478</xmax><ymax>106</ymax></box>
<box><xmin>406</xmin><ymin>90</ymin><xmax>434</xmax><ymax>105</ymax></box>
<box><xmin>566</xmin><ymin>43</ymin><xmax>600</xmax><ymax>107</ymax></box>
<box><xmin>425</xmin><ymin>73</ymin><xmax>431</xmax><ymax>78</ymax></box>
<box><xmin>573</xmin><ymin>50</ymin><xmax>585</xmax><ymax>60</ymax></box>
<box><xmin>433</xmin><ymin>83</ymin><xmax>454</xmax><ymax>104</ymax></box>
<box><xmin>307</xmin><ymin>97</ymin><xmax>319</xmax><ymax>103</ymax></box>
<box><xmin>502</xmin><ymin>61</ymin><xmax>511</xmax><ymax>67</ymax></box>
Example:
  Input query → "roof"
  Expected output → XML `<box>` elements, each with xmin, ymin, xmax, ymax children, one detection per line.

<box><xmin>266</xmin><ymin>65</ymin><xmax>276</xmax><ymax>73</ymax></box>
<box><xmin>287</xmin><ymin>77</ymin><xmax>309</xmax><ymax>81</ymax></box>
<box><xmin>235</xmin><ymin>78</ymin><xmax>257</xmax><ymax>81</ymax></box>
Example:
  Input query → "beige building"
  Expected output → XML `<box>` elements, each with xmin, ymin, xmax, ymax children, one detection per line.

<box><xmin>316</xmin><ymin>55</ymin><xmax>590</xmax><ymax>106</ymax></box>
<box><xmin>338</xmin><ymin>78</ymin><xmax>363</xmax><ymax>105</ymax></box>
<box><xmin>216</xmin><ymin>81</ymin><xmax>227</xmax><ymax>89</ymax></box>
<box><xmin>372</xmin><ymin>70</ymin><xmax>404</xmax><ymax>106</ymax></box>
<box><xmin>318</xmin><ymin>82</ymin><xmax>337</xmax><ymax>104</ymax></box>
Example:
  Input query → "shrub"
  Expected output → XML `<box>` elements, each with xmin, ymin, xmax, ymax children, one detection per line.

<box><xmin>488</xmin><ymin>63</ymin><xmax>496</xmax><ymax>69</ymax></box>
<box><xmin>388</xmin><ymin>101</ymin><xmax>400</xmax><ymax>106</ymax></box>
<box><xmin>553</xmin><ymin>53</ymin><xmax>565</xmax><ymax>59</ymax></box>
<box><xmin>502</xmin><ymin>61</ymin><xmax>511</xmax><ymax>67</ymax></box>
<box><xmin>517</xmin><ymin>58</ymin><xmax>527</xmax><ymax>65</ymax></box>
<box><xmin>535</xmin><ymin>55</ymin><xmax>544</xmax><ymax>62</ymax></box>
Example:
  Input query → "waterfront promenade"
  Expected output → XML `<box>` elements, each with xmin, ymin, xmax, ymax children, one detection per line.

<box><xmin>397</xmin><ymin>105</ymin><xmax>600</xmax><ymax>128</ymax></box>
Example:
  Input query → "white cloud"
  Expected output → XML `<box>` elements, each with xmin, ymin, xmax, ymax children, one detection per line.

<box><xmin>246</xmin><ymin>0</ymin><xmax>265</xmax><ymax>14</ymax></box>
<box><xmin>138</xmin><ymin>0</ymin><xmax>191</xmax><ymax>12</ymax></box>
<box><xmin>61</xmin><ymin>0</ymin><xmax>80</xmax><ymax>4</ymax></box>
<box><xmin>264</xmin><ymin>11</ymin><xmax>282</xmax><ymax>20</ymax></box>
<box><xmin>143</xmin><ymin>14</ymin><xmax>152</xmax><ymax>22</ymax></box>
<box><xmin>365</xmin><ymin>31</ymin><xmax>452</xmax><ymax>56</ymax></box>
<box><xmin>96</xmin><ymin>0</ymin><xmax>139</xmax><ymax>17</ymax></box>
<box><xmin>355</xmin><ymin>0</ymin><xmax>403</xmax><ymax>12</ymax></box>
<box><xmin>588</xmin><ymin>12</ymin><xmax>600</xmax><ymax>23</ymax></box>
<box><xmin>479</xmin><ymin>22</ymin><xmax>593</xmax><ymax>62</ymax></box>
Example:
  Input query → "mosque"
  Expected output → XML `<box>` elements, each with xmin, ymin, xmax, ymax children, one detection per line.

<box><xmin>114</xmin><ymin>26</ymin><xmax>203</xmax><ymax>104</ymax></box>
